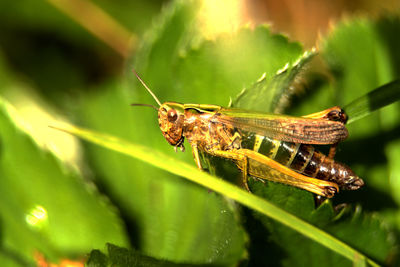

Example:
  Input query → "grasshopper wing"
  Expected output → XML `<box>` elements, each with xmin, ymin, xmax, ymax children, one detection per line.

<box><xmin>215</xmin><ymin>108</ymin><xmax>348</xmax><ymax>145</ymax></box>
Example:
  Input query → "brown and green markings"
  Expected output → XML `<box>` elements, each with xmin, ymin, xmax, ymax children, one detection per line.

<box><xmin>132</xmin><ymin>71</ymin><xmax>364</xmax><ymax>198</ymax></box>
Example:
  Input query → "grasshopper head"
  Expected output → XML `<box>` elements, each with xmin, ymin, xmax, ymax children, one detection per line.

<box><xmin>131</xmin><ymin>70</ymin><xmax>185</xmax><ymax>151</ymax></box>
<box><xmin>158</xmin><ymin>102</ymin><xmax>185</xmax><ymax>151</ymax></box>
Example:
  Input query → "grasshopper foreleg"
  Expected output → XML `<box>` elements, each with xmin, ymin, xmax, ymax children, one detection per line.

<box><xmin>191</xmin><ymin>144</ymin><xmax>203</xmax><ymax>169</ymax></box>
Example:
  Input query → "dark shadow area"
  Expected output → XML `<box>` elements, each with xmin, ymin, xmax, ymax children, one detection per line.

<box><xmin>82</xmin><ymin>144</ymin><xmax>141</xmax><ymax>249</ymax></box>
<box><xmin>335</xmin><ymin>125</ymin><xmax>400</xmax><ymax>166</ymax></box>
<box><xmin>94</xmin><ymin>243</ymin><xmax>228</xmax><ymax>267</ymax></box>
<box><xmin>0</xmin><ymin>26</ymin><xmax>122</xmax><ymax>103</ymax></box>
<box><xmin>323</xmin><ymin>125</ymin><xmax>400</xmax><ymax>212</ymax></box>
<box><xmin>278</xmin><ymin>72</ymin><xmax>331</xmax><ymax>116</ymax></box>
<box><xmin>333</xmin><ymin>186</ymin><xmax>398</xmax><ymax>212</ymax></box>
<box><xmin>242</xmin><ymin>207</ymin><xmax>286</xmax><ymax>266</ymax></box>
<box><xmin>87</xmin><ymin>174</ymin><xmax>141</xmax><ymax>250</ymax></box>
<box><xmin>376</xmin><ymin>16</ymin><xmax>400</xmax><ymax>78</ymax></box>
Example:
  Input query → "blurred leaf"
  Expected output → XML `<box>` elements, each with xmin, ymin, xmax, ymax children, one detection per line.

<box><xmin>0</xmin><ymin>97</ymin><xmax>128</xmax><ymax>263</ymax></box>
<box><xmin>317</xmin><ymin>15</ymin><xmax>400</xmax><ymax>266</ymax></box>
<box><xmin>386</xmin><ymin>140</ymin><xmax>400</xmax><ymax>206</ymax></box>
<box><xmin>0</xmin><ymin>0</ymin><xmax>164</xmax><ymax>105</ymax></box>
<box><xmin>0</xmin><ymin>0</ymin><xmax>104</xmax><ymax>99</ymax></box>
<box><xmin>320</xmin><ymin>15</ymin><xmax>400</xmax><ymax>211</ymax></box>
<box><xmin>321</xmin><ymin>16</ymin><xmax>400</xmax><ymax>138</ymax></box>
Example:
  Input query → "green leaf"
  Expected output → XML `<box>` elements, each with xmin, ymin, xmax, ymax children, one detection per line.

<box><xmin>76</xmin><ymin>2</ymin><xmax>249</xmax><ymax>262</ymax></box>
<box><xmin>78</xmin><ymin>1</ymin><xmax>308</xmax><ymax>264</ymax></box>
<box><xmin>0</xmin><ymin>97</ymin><xmax>128</xmax><ymax>263</ymax></box>
<box><xmin>326</xmin><ymin>208</ymin><xmax>395</xmax><ymax>264</ymax></box>
<box><xmin>250</xmin><ymin>178</ymin><xmax>395</xmax><ymax>266</ymax></box>
<box><xmin>78</xmin><ymin>81</ymin><xmax>247</xmax><ymax>265</ymax></box>
<box><xmin>130</xmin><ymin>8</ymin><xmax>311</xmax><ymax>263</ymax></box>
<box><xmin>247</xmin><ymin>181</ymin><xmax>395</xmax><ymax>266</ymax></box>
<box><xmin>231</xmin><ymin>49</ymin><xmax>316</xmax><ymax>113</ymax></box>
<box><xmin>50</xmin><ymin>122</ymin><xmax>379</xmax><ymax>266</ymax></box>
<box><xmin>173</xmin><ymin>26</ymin><xmax>304</xmax><ymax>106</ymax></box>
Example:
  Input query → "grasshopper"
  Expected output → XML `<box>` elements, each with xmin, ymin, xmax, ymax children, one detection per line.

<box><xmin>132</xmin><ymin>71</ymin><xmax>364</xmax><ymax>198</ymax></box>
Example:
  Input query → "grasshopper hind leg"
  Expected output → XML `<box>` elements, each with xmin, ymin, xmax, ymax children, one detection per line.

<box><xmin>208</xmin><ymin>148</ymin><xmax>339</xmax><ymax>198</ymax></box>
<box><xmin>206</xmin><ymin>149</ymin><xmax>252</xmax><ymax>192</ymax></box>
<box><xmin>237</xmin><ymin>155</ymin><xmax>251</xmax><ymax>192</ymax></box>
<box><xmin>238</xmin><ymin>158</ymin><xmax>268</xmax><ymax>193</ymax></box>
<box><xmin>234</xmin><ymin>149</ymin><xmax>339</xmax><ymax>198</ymax></box>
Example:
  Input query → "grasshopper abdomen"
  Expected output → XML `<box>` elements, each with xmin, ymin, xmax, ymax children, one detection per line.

<box><xmin>241</xmin><ymin>133</ymin><xmax>364</xmax><ymax>191</ymax></box>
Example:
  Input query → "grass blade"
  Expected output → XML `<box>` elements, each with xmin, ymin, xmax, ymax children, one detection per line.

<box><xmin>50</xmin><ymin>122</ymin><xmax>380</xmax><ymax>267</ymax></box>
<box><xmin>344</xmin><ymin>80</ymin><xmax>400</xmax><ymax>124</ymax></box>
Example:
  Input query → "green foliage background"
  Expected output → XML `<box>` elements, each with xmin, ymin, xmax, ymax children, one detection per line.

<box><xmin>0</xmin><ymin>0</ymin><xmax>399</xmax><ymax>266</ymax></box>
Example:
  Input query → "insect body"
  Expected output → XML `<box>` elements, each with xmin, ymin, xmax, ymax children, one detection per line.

<box><xmin>134</xmin><ymin>71</ymin><xmax>364</xmax><ymax>198</ymax></box>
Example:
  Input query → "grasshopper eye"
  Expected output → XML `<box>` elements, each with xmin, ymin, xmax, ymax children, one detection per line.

<box><xmin>167</xmin><ymin>109</ymin><xmax>178</xmax><ymax>122</ymax></box>
<box><xmin>327</xmin><ymin>109</ymin><xmax>348</xmax><ymax>124</ymax></box>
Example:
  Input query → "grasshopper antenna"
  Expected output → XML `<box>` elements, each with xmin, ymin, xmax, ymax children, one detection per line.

<box><xmin>132</xmin><ymin>69</ymin><xmax>162</xmax><ymax>107</ymax></box>
<box><xmin>130</xmin><ymin>103</ymin><xmax>158</xmax><ymax>111</ymax></box>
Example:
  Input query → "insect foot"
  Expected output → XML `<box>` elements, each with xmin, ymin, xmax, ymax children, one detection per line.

<box><xmin>342</xmin><ymin>176</ymin><xmax>364</xmax><ymax>190</ymax></box>
<box><xmin>326</xmin><ymin>186</ymin><xmax>338</xmax><ymax>198</ymax></box>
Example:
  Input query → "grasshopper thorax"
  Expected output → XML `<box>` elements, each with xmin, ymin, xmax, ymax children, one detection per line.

<box><xmin>158</xmin><ymin>102</ymin><xmax>185</xmax><ymax>151</ymax></box>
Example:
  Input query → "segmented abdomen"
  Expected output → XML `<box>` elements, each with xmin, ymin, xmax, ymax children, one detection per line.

<box><xmin>241</xmin><ymin>132</ymin><xmax>348</xmax><ymax>187</ymax></box>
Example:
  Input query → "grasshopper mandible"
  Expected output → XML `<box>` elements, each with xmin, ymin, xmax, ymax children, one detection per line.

<box><xmin>132</xmin><ymin>71</ymin><xmax>364</xmax><ymax>198</ymax></box>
